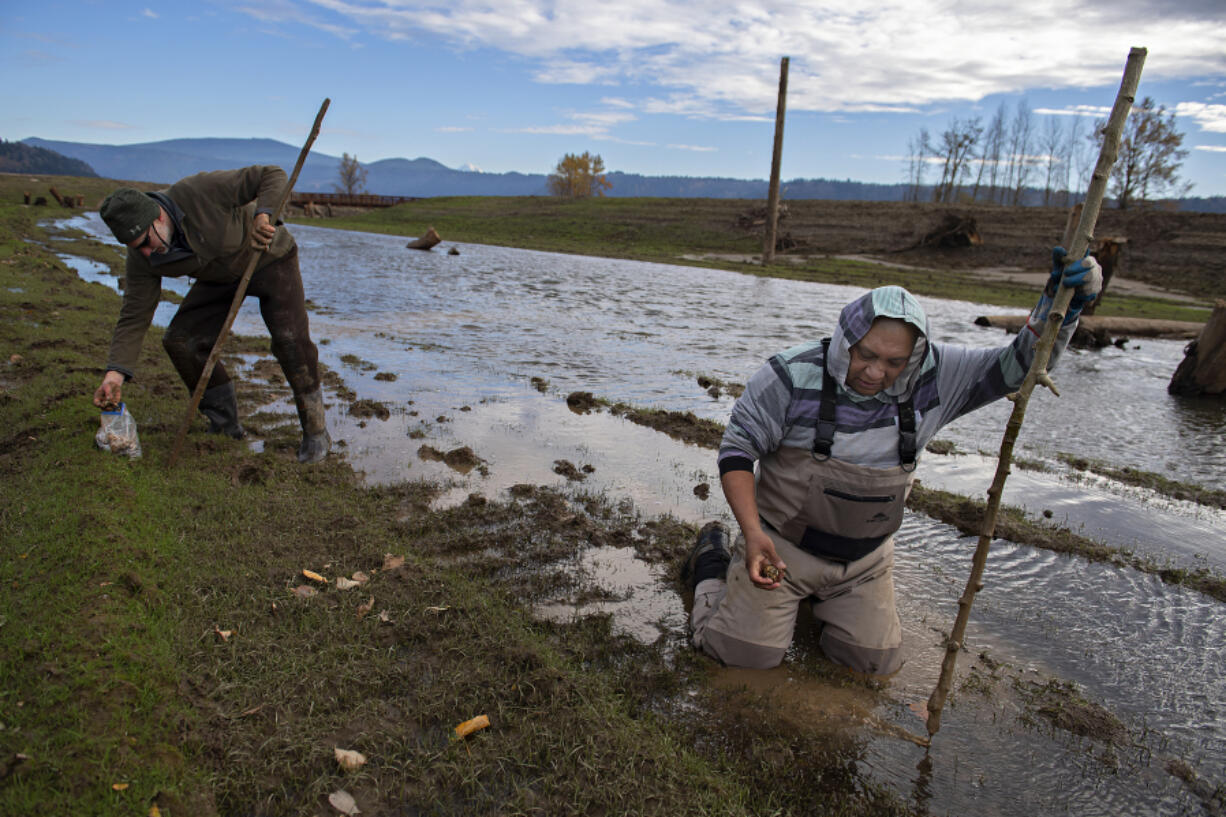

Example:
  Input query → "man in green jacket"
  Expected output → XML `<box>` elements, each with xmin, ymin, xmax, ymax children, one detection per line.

<box><xmin>92</xmin><ymin>165</ymin><xmax>330</xmax><ymax>463</ymax></box>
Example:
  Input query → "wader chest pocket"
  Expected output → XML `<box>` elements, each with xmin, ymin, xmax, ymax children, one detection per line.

<box><xmin>823</xmin><ymin>488</ymin><xmax>895</xmax><ymax>504</ymax></box>
<box><xmin>790</xmin><ymin>481</ymin><xmax>907</xmax><ymax>563</ymax></box>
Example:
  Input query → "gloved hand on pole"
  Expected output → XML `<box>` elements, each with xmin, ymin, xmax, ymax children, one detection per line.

<box><xmin>1037</xmin><ymin>246</ymin><xmax>1103</xmax><ymax>326</ymax></box>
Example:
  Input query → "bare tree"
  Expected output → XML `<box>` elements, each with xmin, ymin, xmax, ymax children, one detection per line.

<box><xmin>1068</xmin><ymin>114</ymin><xmax>1094</xmax><ymax>202</ymax></box>
<box><xmin>335</xmin><ymin>152</ymin><xmax>368</xmax><ymax>196</ymax></box>
<box><xmin>1061</xmin><ymin>114</ymin><xmax>1086</xmax><ymax>205</ymax></box>
<box><xmin>1094</xmin><ymin>96</ymin><xmax>1190</xmax><ymax>208</ymax></box>
<box><xmin>904</xmin><ymin>128</ymin><xmax>933</xmax><ymax>202</ymax></box>
<box><xmin>1005</xmin><ymin>100</ymin><xmax>1035</xmax><ymax>205</ymax></box>
<box><xmin>932</xmin><ymin>117</ymin><xmax>983</xmax><ymax>203</ymax></box>
<box><xmin>1040</xmin><ymin>116</ymin><xmax>1064</xmax><ymax>206</ymax></box>
<box><xmin>976</xmin><ymin>102</ymin><xmax>1007</xmax><ymax>203</ymax></box>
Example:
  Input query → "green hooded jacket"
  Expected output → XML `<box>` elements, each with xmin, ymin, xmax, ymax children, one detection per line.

<box><xmin>105</xmin><ymin>165</ymin><xmax>295</xmax><ymax>379</ymax></box>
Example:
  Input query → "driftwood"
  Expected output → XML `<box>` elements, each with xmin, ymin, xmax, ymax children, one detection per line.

<box><xmin>974</xmin><ymin>314</ymin><xmax>1201</xmax><ymax>340</ymax></box>
<box><xmin>918</xmin><ymin>212</ymin><xmax>982</xmax><ymax>248</ymax></box>
<box><xmin>736</xmin><ymin>202</ymin><xmax>789</xmax><ymax>231</ymax></box>
<box><xmin>1169</xmin><ymin>300</ymin><xmax>1226</xmax><ymax>396</ymax></box>
<box><xmin>406</xmin><ymin>226</ymin><xmax>441</xmax><ymax>251</ymax></box>
<box><xmin>925</xmin><ymin>47</ymin><xmax>1147</xmax><ymax>740</ymax></box>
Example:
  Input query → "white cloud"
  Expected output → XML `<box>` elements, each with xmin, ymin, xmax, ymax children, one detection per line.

<box><xmin>264</xmin><ymin>1</ymin><xmax>1226</xmax><ymax>121</ymax></box>
<box><xmin>437</xmin><ymin>126</ymin><xmax>474</xmax><ymax>133</ymax></box>
<box><xmin>1035</xmin><ymin>105</ymin><xmax>1113</xmax><ymax>118</ymax></box>
<box><xmin>141</xmin><ymin>8</ymin><xmax>158</xmax><ymax>18</ymax></box>
<box><xmin>572</xmin><ymin>111</ymin><xmax>636</xmax><ymax>127</ymax></box>
<box><xmin>1196</xmin><ymin>145</ymin><xmax>1226</xmax><ymax>153</ymax></box>
<box><xmin>1176</xmin><ymin>102</ymin><xmax>1226</xmax><ymax>133</ymax></box>
<box><xmin>501</xmin><ymin>124</ymin><xmax>607</xmax><ymax>136</ymax></box>
<box><xmin>668</xmin><ymin>144</ymin><xmax>718</xmax><ymax>152</ymax></box>
<box><xmin>237</xmin><ymin>1</ymin><xmax>357</xmax><ymax>39</ymax></box>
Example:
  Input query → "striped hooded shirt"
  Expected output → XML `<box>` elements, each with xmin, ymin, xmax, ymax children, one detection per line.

<box><xmin>718</xmin><ymin>285</ymin><xmax>1077</xmax><ymax>472</ymax></box>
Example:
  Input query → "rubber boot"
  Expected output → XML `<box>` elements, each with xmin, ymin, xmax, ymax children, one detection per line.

<box><xmin>294</xmin><ymin>388</ymin><xmax>331</xmax><ymax>464</ymax></box>
<box><xmin>199</xmin><ymin>382</ymin><xmax>246</xmax><ymax>439</ymax></box>
<box><xmin>681</xmin><ymin>521</ymin><xmax>732</xmax><ymax>592</ymax></box>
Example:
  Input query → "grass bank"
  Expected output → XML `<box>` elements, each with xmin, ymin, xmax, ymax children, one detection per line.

<box><xmin>1</xmin><ymin>201</ymin><xmax>908</xmax><ymax>815</ymax></box>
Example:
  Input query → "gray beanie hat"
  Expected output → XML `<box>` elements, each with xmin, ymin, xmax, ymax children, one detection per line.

<box><xmin>100</xmin><ymin>188</ymin><xmax>160</xmax><ymax>244</ymax></box>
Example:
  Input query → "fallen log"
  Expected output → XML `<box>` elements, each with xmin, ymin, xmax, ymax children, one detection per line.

<box><xmin>407</xmin><ymin>226</ymin><xmax>441</xmax><ymax>251</ymax></box>
<box><xmin>1169</xmin><ymin>300</ymin><xmax>1226</xmax><ymax>396</ymax></box>
<box><xmin>975</xmin><ymin>314</ymin><xmax>1201</xmax><ymax>340</ymax></box>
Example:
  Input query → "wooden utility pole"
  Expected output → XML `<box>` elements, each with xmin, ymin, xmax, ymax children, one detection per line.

<box><xmin>925</xmin><ymin>47</ymin><xmax>1147</xmax><ymax>739</ymax></box>
<box><xmin>763</xmin><ymin>56</ymin><xmax>789</xmax><ymax>265</ymax></box>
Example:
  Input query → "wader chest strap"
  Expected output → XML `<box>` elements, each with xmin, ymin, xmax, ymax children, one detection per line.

<box><xmin>813</xmin><ymin>337</ymin><xmax>918</xmax><ymax>470</ymax></box>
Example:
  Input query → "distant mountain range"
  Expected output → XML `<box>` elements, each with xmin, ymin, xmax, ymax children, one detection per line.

<box><xmin>18</xmin><ymin>136</ymin><xmax>1226</xmax><ymax>213</ymax></box>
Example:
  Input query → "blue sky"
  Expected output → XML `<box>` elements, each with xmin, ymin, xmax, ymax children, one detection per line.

<box><xmin>5</xmin><ymin>0</ymin><xmax>1226</xmax><ymax>195</ymax></box>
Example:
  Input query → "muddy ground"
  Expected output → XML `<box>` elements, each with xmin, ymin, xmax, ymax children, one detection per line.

<box><xmin>757</xmin><ymin>199</ymin><xmax>1225</xmax><ymax>301</ymax></box>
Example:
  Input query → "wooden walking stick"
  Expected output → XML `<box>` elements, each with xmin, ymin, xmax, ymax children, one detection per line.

<box><xmin>166</xmin><ymin>98</ymin><xmax>330</xmax><ymax>467</ymax></box>
<box><xmin>924</xmin><ymin>48</ymin><xmax>1146</xmax><ymax>739</ymax></box>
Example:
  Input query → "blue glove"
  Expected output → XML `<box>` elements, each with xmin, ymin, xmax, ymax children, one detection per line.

<box><xmin>1040</xmin><ymin>246</ymin><xmax>1103</xmax><ymax>325</ymax></box>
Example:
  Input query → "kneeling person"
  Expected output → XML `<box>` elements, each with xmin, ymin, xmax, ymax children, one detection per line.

<box><xmin>686</xmin><ymin>256</ymin><xmax>1100</xmax><ymax>675</ymax></box>
<box><xmin>93</xmin><ymin>166</ymin><xmax>330</xmax><ymax>463</ymax></box>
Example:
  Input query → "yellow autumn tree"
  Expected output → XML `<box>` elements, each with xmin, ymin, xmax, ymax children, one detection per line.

<box><xmin>547</xmin><ymin>151</ymin><xmax>612</xmax><ymax>198</ymax></box>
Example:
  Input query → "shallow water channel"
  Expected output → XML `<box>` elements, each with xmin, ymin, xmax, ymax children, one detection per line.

<box><xmin>62</xmin><ymin>216</ymin><xmax>1225</xmax><ymax>816</ymax></box>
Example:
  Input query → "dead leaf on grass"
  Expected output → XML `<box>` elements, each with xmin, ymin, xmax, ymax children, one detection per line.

<box><xmin>328</xmin><ymin>789</ymin><xmax>361</xmax><ymax>815</ymax></box>
<box><xmin>351</xmin><ymin>570</ymin><xmax>370</xmax><ymax>583</ymax></box>
<box><xmin>302</xmin><ymin>569</ymin><xmax>327</xmax><ymax>583</ymax></box>
<box><xmin>377</xmin><ymin>610</ymin><xmax>391</xmax><ymax>623</ymax></box>
<box><xmin>425</xmin><ymin>605</ymin><xmax>449</xmax><ymax>613</ymax></box>
<box><xmin>356</xmin><ymin>596</ymin><xmax>374</xmax><ymax>619</ymax></box>
<box><xmin>112</xmin><ymin>782</ymin><xmax>129</xmax><ymax>791</ymax></box>
<box><xmin>213</xmin><ymin>627</ymin><xmax>234</xmax><ymax>642</ymax></box>
<box><xmin>454</xmin><ymin>714</ymin><xmax>490</xmax><ymax>739</ymax></box>
<box><xmin>292</xmin><ymin>585</ymin><xmax>318</xmax><ymax>598</ymax></box>
<box><xmin>149</xmin><ymin>805</ymin><xmax>162</xmax><ymax>817</ymax></box>
<box><xmin>382</xmin><ymin>553</ymin><xmax>405</xmax><ymax>570</ymax></box>
<box><xmin>334</xmin><ymin>747</ymin><xmax>367</xmax><ymax>771</ymax></box>
<box><xmin>336</xmin><ymin>577</ymin><xmax>360</xmax><ymax>590</ymax></box>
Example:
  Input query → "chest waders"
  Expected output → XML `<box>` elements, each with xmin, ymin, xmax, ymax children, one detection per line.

<box><xmin>756</xmin><ymin>339</ymin><xmax>917</xmax><ymax>563</ymax></box>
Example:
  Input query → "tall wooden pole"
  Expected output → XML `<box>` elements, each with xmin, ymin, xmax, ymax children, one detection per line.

<box><xmin>166</xmin><ymin>98</ymin><xmax>330</xmax><ymax>466</ymax></box>
<box><xmin>763</xmin><ymin>56</ymin><xmax>789</xmax><ymax>265</ymax></box>
<box><xmin>923</xmin><ymin>49</ymin><xmax>1146</xmax><ymax>740</ymax></box>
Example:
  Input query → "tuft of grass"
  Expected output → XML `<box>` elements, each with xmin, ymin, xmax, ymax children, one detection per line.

<box><xmin>1056</xmin><ymin>452</ymin><xmax>1226</xmax><ymax>510</ymax></box>
<box><xmin>907</xmin><ymin>484</ymin><xmax>1226</xmax><ymax>603</ymax></box>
